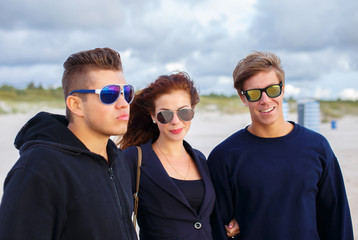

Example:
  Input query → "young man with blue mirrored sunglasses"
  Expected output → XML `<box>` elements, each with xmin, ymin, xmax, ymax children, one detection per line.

<box><xmin>208</xmin><ymin>51</ymin><xmax>353</xmax><ymax>240</ymax></box>
<box><xmin>0</xmin><ymin>48</ymin><xmax>138</xmax><ymax>240</ymax></box>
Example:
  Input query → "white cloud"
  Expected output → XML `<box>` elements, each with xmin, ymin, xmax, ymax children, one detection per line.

<box><xmin>190</xmin><ymin>0</ymin><xmax>257</xmax><ymax>36</ymax></box>
<box><xmin>165</xmin><ymin>62</ymin><xmax>187</xmax><ymax>73</ymax></box>
<box><xmin>284</xmin><ymin>84</ymin><xmax>300</xmax><ymax>98</ymax></box>
<box><xmin>0</xmin><ymin>0</ymin><xmax>358</xmax><ymax>100</ymax></box>
<box><xmin>339</xmin><ymin>88</ymin><xmax>358</xmax><ymax>101</ymax></box>
<box><xmin>218</xmin><ymin>76</ymin><xmax>232</xmax><ymax>85</ymax></box>
<box><xmin>314</xmin><ymin>86</ymin><xmax>332</xmax><ymax>100</ymax></box>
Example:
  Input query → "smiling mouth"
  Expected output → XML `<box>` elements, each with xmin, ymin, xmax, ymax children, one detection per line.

<box><xmin>170</xmin><ymin>128</ymin><xmax>183</xmax><ymax>134</ymax></box>
<box><xmin>261</xmin><ymin>107</ymin><xmax>275</xmax><ymax>113</ymax></box>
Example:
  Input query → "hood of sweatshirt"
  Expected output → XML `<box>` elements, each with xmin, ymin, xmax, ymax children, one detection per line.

<box><xmin>14</xmin><ymin>111</ymin><xmax>89</xmax><ymax>154</ymax></box>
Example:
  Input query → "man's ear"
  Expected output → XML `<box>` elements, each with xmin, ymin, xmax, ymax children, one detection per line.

<box><xmin>239</xmin><ymin>94</ymin><xmax>248</xmax><ymax>106</ymax></box>
<box><xmin>66</xmin><ymin>95</ymin><xmax>85</xmax><ymax>117</ymax></box>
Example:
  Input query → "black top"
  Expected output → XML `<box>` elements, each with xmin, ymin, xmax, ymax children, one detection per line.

<box><xmin>171</xmin><ymin>178</ymin><xmax>204</xmax><ymax>213</ymax></box>
<box><xmin>124</xmin><ymin>140</ymin><xmax>216</xmax><ymax>240</ymax></box>
<box><xmin>0</xmin><ymin>112</ymin><xmax>137</xmax><ymax>240</ymax></box>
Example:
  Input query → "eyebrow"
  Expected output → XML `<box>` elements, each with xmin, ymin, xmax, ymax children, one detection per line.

<box><xmin>243</xmin><ymin>83</ymin><xmax>281</xmax><ymax>91</ymax></box>
<box><xmin>158</xmin><ymin>105</ymin><xmax>191</xmax><ymax>111</ymax></box>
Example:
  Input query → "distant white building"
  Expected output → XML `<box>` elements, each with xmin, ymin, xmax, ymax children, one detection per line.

<box><xmin>283</xmin><ymin>100</ymin><xmax>289</xmax><ymax>121</ymax></box>
<box><xmin>297</xmin><ymin>99</ymin><xmax>321</xmax><ymax>133</ymax></box>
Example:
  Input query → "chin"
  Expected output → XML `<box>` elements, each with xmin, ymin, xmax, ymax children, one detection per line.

<box><xmin>111</xmin><ymin>127</ymin><xmax>128</xmax><ymax>136</ymax></box>
<box><xmin>173</xmin><ymin>135</ymin><xmax>186</xmax><ymax>143</ymax></box>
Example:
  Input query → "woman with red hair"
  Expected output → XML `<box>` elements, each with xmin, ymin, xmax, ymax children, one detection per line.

<box><xmin>119</xmin><ymin>72</ymin><xmax>239</xmax><ymax>239</ymax></box>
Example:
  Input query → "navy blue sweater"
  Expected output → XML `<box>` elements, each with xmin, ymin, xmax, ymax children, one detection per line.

<box><xmin>208</xmin><ymin>122</ymin><xmax>353</xmax><ymax>240</ymax></box>
<box><xmin>0</xmin><ymin>112</ymin><xmax>137</xmax><ymax>240</ymax></box>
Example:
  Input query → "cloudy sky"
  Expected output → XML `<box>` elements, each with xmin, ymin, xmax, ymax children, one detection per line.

<box><xmin>1</xmin><ymin>0</ymin><xmax>358</xmax><ymax>100</ymax></box>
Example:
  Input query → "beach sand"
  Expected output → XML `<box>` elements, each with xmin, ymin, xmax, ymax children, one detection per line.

<box><xmin>0</xmin><ymin>110</ymin><xmax>357</xmax><ymax>237</ymax></box>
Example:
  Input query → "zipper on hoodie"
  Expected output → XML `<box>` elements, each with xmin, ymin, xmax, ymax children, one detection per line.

<box><xmin>108</xmin><ymin>167</ymin><xmax>123</xmax><ymax>214</ymax></box>
<box><xmin>107</xmin><ymin>166</ymin><xmax>131</xmax><ymax>240</ymax></box>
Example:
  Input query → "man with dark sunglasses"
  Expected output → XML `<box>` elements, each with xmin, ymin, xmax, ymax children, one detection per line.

<box><xmin>0</xmin><ymin>48</ymin><xmax>138</xmax><ymax>240</ymax></box>
<box><xmin>208</xmin><ymin>51</ymin><xmax>353</xmax><ymax>239</ymax></box>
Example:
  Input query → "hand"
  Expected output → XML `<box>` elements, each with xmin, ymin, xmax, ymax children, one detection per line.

<box><xmin>225</xmin><ymin>218</ymin><xmax>240</xmax><ymax>238</ymax></box>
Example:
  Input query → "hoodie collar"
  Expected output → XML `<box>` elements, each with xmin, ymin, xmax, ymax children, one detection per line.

<box><xmin>14</xmin><ymin>111</ymin><xmax>88</xmax><ymax>152</ymax></box>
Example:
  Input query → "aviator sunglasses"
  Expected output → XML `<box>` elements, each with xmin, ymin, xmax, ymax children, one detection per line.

<box><xmin>69</xmin><ymin>84</ymin><xmax>135</xmax><ymax>105</ymax></box>
<box><xmin>156</xmin><ymin>108</ymin><xmax>195</xmax><ymax>124</ymax></box>
<box><xmin>241</xmin><ymin>83</ymin><xmax>283</xmax><ymax>102</ymax></box>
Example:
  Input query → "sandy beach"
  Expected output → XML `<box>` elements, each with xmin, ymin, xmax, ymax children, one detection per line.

<box><xmin>0</xmin><ymin>109</ymin><xmax>357</xmax><ymax>237</ymax></box>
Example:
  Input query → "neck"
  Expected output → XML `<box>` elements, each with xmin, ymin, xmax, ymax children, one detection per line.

<box><xmin>154</xmin><ymin>138</ymin><xmax>191</xmax><ymax>180</ymax></box>
<box><xmin>155</xmin><ymin>138</ymin><xmax>185</xmax><ymax>156</ymax></box>
<box><xmin>248</xmin><ymin>120</ymin><xmax>293</xmax><ymax>138</ymax></box>
<box><xmin>68</xmin><ymin>122</ymin><xmax>109</xmax><ymax>161</ymax></box>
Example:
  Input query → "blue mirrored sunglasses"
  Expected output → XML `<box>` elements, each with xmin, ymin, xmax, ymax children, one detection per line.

<box><xmin>69</xmin><ymin>84</ymin><xmax>134</xmax><ymax>105</ymax></box>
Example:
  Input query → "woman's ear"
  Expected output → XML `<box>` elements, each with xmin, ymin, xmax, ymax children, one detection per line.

<box><xmin>151</xmin><ymin>114</ymin><xmax>157</xmax><ymax>124</ymax></box>
<box><xmin>66</xmin><ymin>95</ymin><xmax>85</xmax><ymax>118</ymax></box>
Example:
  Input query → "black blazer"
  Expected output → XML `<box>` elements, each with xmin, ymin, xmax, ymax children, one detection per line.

<box><xmin>123</xmin><ymin>140</ymin><xmax>216</xmax><ymax>240</ymax></box>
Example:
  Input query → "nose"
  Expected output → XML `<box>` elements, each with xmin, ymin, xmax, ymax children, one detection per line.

<box><xmin>115</xmin><ymin>94</ymin><xmax>129</xmax><ymax>108</ymax></box>
<box><xmin>170</xmin><ymin>112</ymin><xmax>181</xmax><ymax>124</ymax></box>
<box><xmin>259</xmin><ymin>91</ymin><xmax>271</xmax><ymax>103</ymax></box>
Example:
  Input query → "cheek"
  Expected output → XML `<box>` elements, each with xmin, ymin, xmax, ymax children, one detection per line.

<box><xmin>184</xmin><ymin>121</ymin><xmax>191</xmax><ymax>130</ymax></box>
<box><xmin>247</xmin><ymin>104</ymin><xmax>259</xmax><ymax>116</ymax></box>
<box><xmin>157</xmin><ymin>123</ymin><xmax>167</xmax><ymax>133</ymax></box>
<box><xmin>273</xmin><ymin>96</ymin><xmax>284</xmax><ymax>106</ymax></box>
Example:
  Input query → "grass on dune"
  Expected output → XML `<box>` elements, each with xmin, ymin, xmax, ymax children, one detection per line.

<box><xmin>197</xmin><ymin>94</ymin><xmax>248</xmax><ymax>114</ymax></box>
<box><xmin>0</xmin><ymin>84</ymin><xmax>65</xmax><ymax>114</ymax></box>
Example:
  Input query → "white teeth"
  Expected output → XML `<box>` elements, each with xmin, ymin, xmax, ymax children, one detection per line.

<box><xmin>261</xmin><ymin>107</ymin><xmax>274</xmax><ymax>113</ymax></box>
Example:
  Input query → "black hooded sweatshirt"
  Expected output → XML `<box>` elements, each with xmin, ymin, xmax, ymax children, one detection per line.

<box><xmin>0</xmin><ymin>112</ymin><xmax>137</xmax><ymax>240</ymax></box>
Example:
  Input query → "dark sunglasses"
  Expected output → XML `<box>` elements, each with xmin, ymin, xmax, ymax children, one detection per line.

<box><xmin>69</xmin><ymin>84</ymin><xmax>134</xmax><ymax>105</ymax></box>
<box><xmin>156</xmin><ymin>108</ymin><xmax>194</xmax><ymax>124</ymax></box>
<box><xmin>241</xmin><ymin>83</ymin><xmax>283</xmax><ymax>102</ymax></box>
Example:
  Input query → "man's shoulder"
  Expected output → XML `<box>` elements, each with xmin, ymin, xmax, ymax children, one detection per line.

<box><xmin>14</xmin><ymin>142</ymin><xmax>88</xmax><ymax>175</ymax></box>
<box><xmin>216</xmin><ymin>129</ymin><xmax>246</xmax><ymax>147</ymax></box>
<box><xmin>208</xmin><ymin>129</ymin><xmax>246</xmax><ymax>159</ymax></box>
<box><xmin>295</xmin><ymin>124</ymin><xmax>328</xmax><ymax>143</ymax></box>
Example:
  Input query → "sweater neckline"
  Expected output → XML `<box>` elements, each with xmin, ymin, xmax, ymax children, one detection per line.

<box><xmin>244</xmin><ymin>121</ymin><xmax>298</xmax><ymax>142</ymax></box>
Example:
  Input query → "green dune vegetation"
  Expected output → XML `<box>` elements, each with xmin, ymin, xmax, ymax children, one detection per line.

<box><xmin>1</xmin><ymin>84</ymin><xmax>357</xmax><ymax>123</ymax></box>
<box><xmin>0</xmin><ymin>83</ymin><xmax>65</xmax><ymax>114</ymax></box>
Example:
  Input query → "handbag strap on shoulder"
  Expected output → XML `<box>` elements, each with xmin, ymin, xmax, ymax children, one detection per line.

<box><xmin>133</xmin><ymin>146</ymin><xmax>142</xmax><ymax>229</ymax></box>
